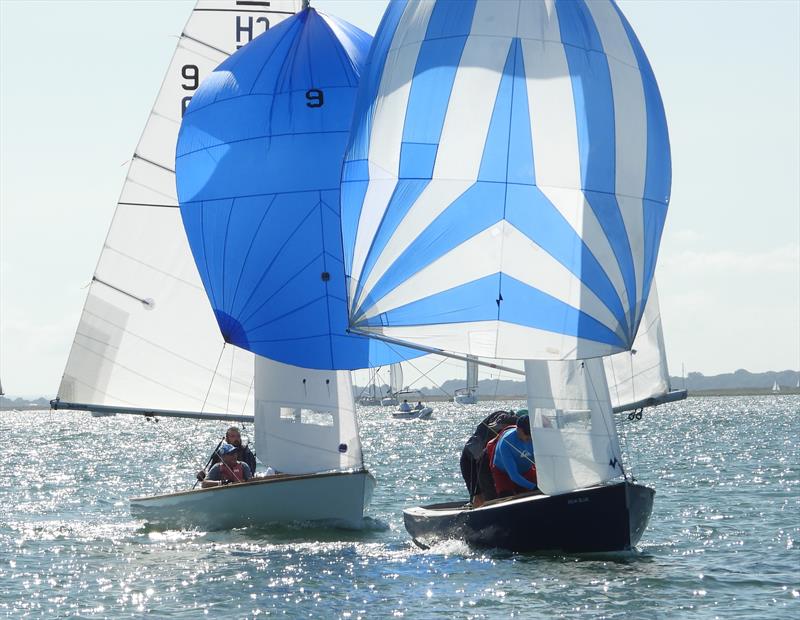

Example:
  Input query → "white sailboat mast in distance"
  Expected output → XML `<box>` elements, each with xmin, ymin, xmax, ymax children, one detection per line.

<box><xmin>454</xmin><ymin>356</ymin><xmax>479</xmax><ymax>405</ymax></box>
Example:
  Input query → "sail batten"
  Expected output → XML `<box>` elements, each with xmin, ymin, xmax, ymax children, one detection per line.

<box><xmin>341</xmin><ymin>0</ymin><xmax>670</xmax><ymax>361</ymax></box>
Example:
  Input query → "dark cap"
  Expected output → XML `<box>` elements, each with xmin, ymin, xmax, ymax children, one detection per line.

<box><xmin>516</xmin><ymin>414</ymin><xmax>531</xmax><ymax>435</ymax></box>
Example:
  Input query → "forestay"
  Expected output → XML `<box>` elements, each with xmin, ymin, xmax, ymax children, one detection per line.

<box><xmin>605</xmin><ymin>283</ymin><xmax>684</xmax><ymax>412</ymax></box>
<box><xmin>56</xmin><ymin>1</ymin><xmax>302</xmax><ymax>416</ymax></box>
<box><xmin>341</xmin><ymin>0</ymin><xmax>671</xmax><ymax>361</ymax></box>
<box><xmin>525</xmin><ymin>358</ymin><xmax>624</xmax><ymax>496</ymax></box>
<box><xmin>176</xmin><ymin>7</ymin><xmax>419</xmax><ymax>370</ymax></box>
<box><xmin>254</xmin><ymin>357</ymin><xmax>363</xmax><ymax>475</ymax></box>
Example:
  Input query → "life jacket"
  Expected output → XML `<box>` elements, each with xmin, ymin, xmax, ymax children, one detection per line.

<box><xmin>489</xmin><ymin>427</ymin><xmax>537</xmax><ymax>495</ymax></box>
<box><xmin>220</xmin><ymin>461</ymin><xmax>246</xmax><ymax>483</ymax></box>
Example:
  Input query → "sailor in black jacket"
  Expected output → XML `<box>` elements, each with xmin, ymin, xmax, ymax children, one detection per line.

<box><xmin>459</xmin><ymin>410</ymin><xmax>518</xmax><ymax>504</ymax></box>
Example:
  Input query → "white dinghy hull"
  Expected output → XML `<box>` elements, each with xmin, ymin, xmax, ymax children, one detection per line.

<box><xmin>392</xmin><ymin>407</ymin><xmax>433</xmax><ymax>420</ymax></box>
<box><xmin>130</xmin><ymin>470</ymin><xmax>375</xmax><ymax>530</ymax></box>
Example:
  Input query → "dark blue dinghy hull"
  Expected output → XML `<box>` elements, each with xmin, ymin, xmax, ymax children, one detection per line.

<box><xmin>403</xmin><ymin>481</ymin><xmax>654</xmax><ymax>553</ymax></box>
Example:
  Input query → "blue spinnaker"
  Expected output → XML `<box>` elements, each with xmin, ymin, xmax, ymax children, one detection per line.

<box><xmin>176</xmin><ymin>7</ymin><xmax>419</xmax><ymax>369</ymax></box>
<box><xmin>341</xmin><ymin>0</ymin><xmax>671</xmax><ymax>361</ymax></box>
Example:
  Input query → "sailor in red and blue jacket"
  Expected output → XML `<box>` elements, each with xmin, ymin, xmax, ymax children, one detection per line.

<box><xmin>490</xmin><ymin>414</ymin><xmax>537</xmax><ymax>497</ymax></box>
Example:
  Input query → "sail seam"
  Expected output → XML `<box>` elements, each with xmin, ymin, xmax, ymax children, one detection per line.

<box><xmin>76</xmin><ymin>309</ymin><xmax>249</xmax><ymax>386</ymax></box>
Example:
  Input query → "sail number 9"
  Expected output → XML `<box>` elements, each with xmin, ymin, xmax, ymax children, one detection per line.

<box><xmin>181</xmin><ymin>64</ymin><xmax>200</xmax><ymax>116</ymax></box>
<box><xmin>306</xmin><ymin>89</ymin><xmax>324</xmax><ymax>108</ymax></box>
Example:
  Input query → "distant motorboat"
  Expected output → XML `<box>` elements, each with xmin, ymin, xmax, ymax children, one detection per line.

<box><xmin>392</xmin><ymin>406</ymin><xmax>433</xmax><ymax>420</ymax></box>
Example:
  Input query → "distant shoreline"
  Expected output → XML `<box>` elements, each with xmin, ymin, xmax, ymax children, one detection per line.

<box><xmin>1</xmin><ymin>388</ymin><xmax>797</xmax><ymax>413</ymax></box>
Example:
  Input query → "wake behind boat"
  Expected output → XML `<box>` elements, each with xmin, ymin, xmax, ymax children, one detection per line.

<box><xmin>131</xmin><ymin>470</ymin><xmax>375</xmax><ymax>531</ymax></box>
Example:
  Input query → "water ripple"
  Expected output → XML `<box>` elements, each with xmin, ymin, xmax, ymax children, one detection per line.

<box><xmin>0</xmin><ymin>396</ymin><xmax>798</xmax><ymax>618</ymax></box>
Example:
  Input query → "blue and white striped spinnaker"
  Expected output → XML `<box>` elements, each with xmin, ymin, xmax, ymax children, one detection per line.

<box><xmin>341</xmin><ymin>0</ymin><xmax>671</xmax><ymax>361</ymax></box>
<box><xmin>176</xmin><ymin>7</ymin><xmax>418</xmax><ymax>370</ymax></box>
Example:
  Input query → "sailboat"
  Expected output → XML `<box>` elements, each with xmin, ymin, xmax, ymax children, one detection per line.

<box><xmin>53</xmin><ymin>1</ymin><xmax>398</xmax><ymax>530</ymax></box>
<box><xmin>337</xmin><ymin>0</ymin><xmax>676</xmax><ymax>552</ymax></box>
<box><xmin>454</xmin><ymin>356</ymin><xmax>479</xmax><ymax>405</ymax></box>
<box><xmin>357</xmin><ymin>371</ymin><xmax>383</xmax><ymax>406</ymax></box>
<box><xmin>380</xmin><ymin>364</ymin><xmax>402</xmax><ymax>406</ymax></box>
<box><xmin>772</xmin><ymin>380</ymin><xmax>781</xmax><ymax>393</ymax></box>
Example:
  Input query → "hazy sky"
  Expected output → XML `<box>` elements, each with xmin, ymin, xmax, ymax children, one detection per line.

<box><xmin>1</xmin><ymin>0</ymin><xmax>798</xmax><ymax>397</ymax></box>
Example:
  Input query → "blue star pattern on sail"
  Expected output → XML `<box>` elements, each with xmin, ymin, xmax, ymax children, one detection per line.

<box><xmin>341</xmin><ymin>0</ymin><xmax>671</xmax><ymax>360</ymax></box>
<box><xmin>176</xmin><ymin>7</ymin><xmax>420</xmax><ymax>369</ymax></box>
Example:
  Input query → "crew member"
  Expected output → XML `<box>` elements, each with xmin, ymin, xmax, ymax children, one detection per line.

<box><xmin>460</xmin><ymin>410</ymin><xmax>518</xmax><ymax>506</ymax></box>
<box><xmin>201</xmin><ymin>443</ymin><xmax>253</xmax><ymax>487</ymax></box>
<box><xmin>490</xmin><ymin>414</ymin><xmax>537</xmax><ymax>497</ymax></box>
<box><xmin>197</xmin><ymin>426</ymin><xmax>257</xmax><ymax>481</ymax></box>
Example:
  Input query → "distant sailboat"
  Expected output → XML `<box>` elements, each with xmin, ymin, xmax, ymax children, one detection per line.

<box><xmin>454</xmin><ymin>356</ymin><xmax>479</xmax><ymax>405</ymax></box>
<box><xmin>772</xmin><ymin>380</ymin><xmax>781</xmax><ymax>393</ymax></box>
<box><xmin>357</xmin><ymin>368</ymin><xmax>382</xmax><ymax>406</ymax></box>
<box><xmin>381</xmin><ymin>364</ymin><xmax>403</xmax><ymax>406</ymax></box>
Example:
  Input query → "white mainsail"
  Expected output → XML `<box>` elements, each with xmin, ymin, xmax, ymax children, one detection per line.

<box><xmin>604</xmin><ymin>284</ymin><xmax>686</xmax><ymax>412</ymax></box>
<box><xmin>55</xmin><ymin>1</ymin><xmax>302</xmax><ymax>416</ymax></box>
<box><xmin>254</xmin><ymin>357</ymin><xmax>363</xmax><ymax>475</ymax></box>
<box><xmin>466</xmin><ymin>356</ymin><xmax>479</xmax><ymax>395</ymax></box>
<box><xmin>389</xmin><ymin>364</ymin><xmax>404</xmax><ymax>395</ymax></box>
<box><xmin>525</xmin><ymin>358</ymin><xmax>624</xmax><ymax>496</ymax></box>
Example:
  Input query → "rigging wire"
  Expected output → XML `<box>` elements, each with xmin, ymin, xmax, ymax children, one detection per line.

<box><xmin>226</xmin><ymin>346</ymin><xmax>235</xmax><ymax>414</ymax></box>
<box><xmin>382</xmin><ymin>341</ymin><xmax>454</xmax><ymax>398</ymax></box>
<box><xmin>193</xmin><ymin>343</ymin><xmax>230</xmax><ymax>480</ymax></box>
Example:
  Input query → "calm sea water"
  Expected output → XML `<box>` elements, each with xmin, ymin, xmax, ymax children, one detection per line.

<box><xmin>0</xmin><ymin>395</ymin><xmax>797</xmax><ymax>618</ymax></box>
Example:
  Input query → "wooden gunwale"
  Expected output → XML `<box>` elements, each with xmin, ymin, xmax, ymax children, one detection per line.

<box><xmin>130</xmin><ymin>469</ymin><xmax>370</xmax><ymax>502</ymax></box>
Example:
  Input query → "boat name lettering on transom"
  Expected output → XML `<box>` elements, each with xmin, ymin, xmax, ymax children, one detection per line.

<box><xmin>567</xmin><ymin>497</ymin><xmax>589</xmax><ymax>505</ymax></box>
